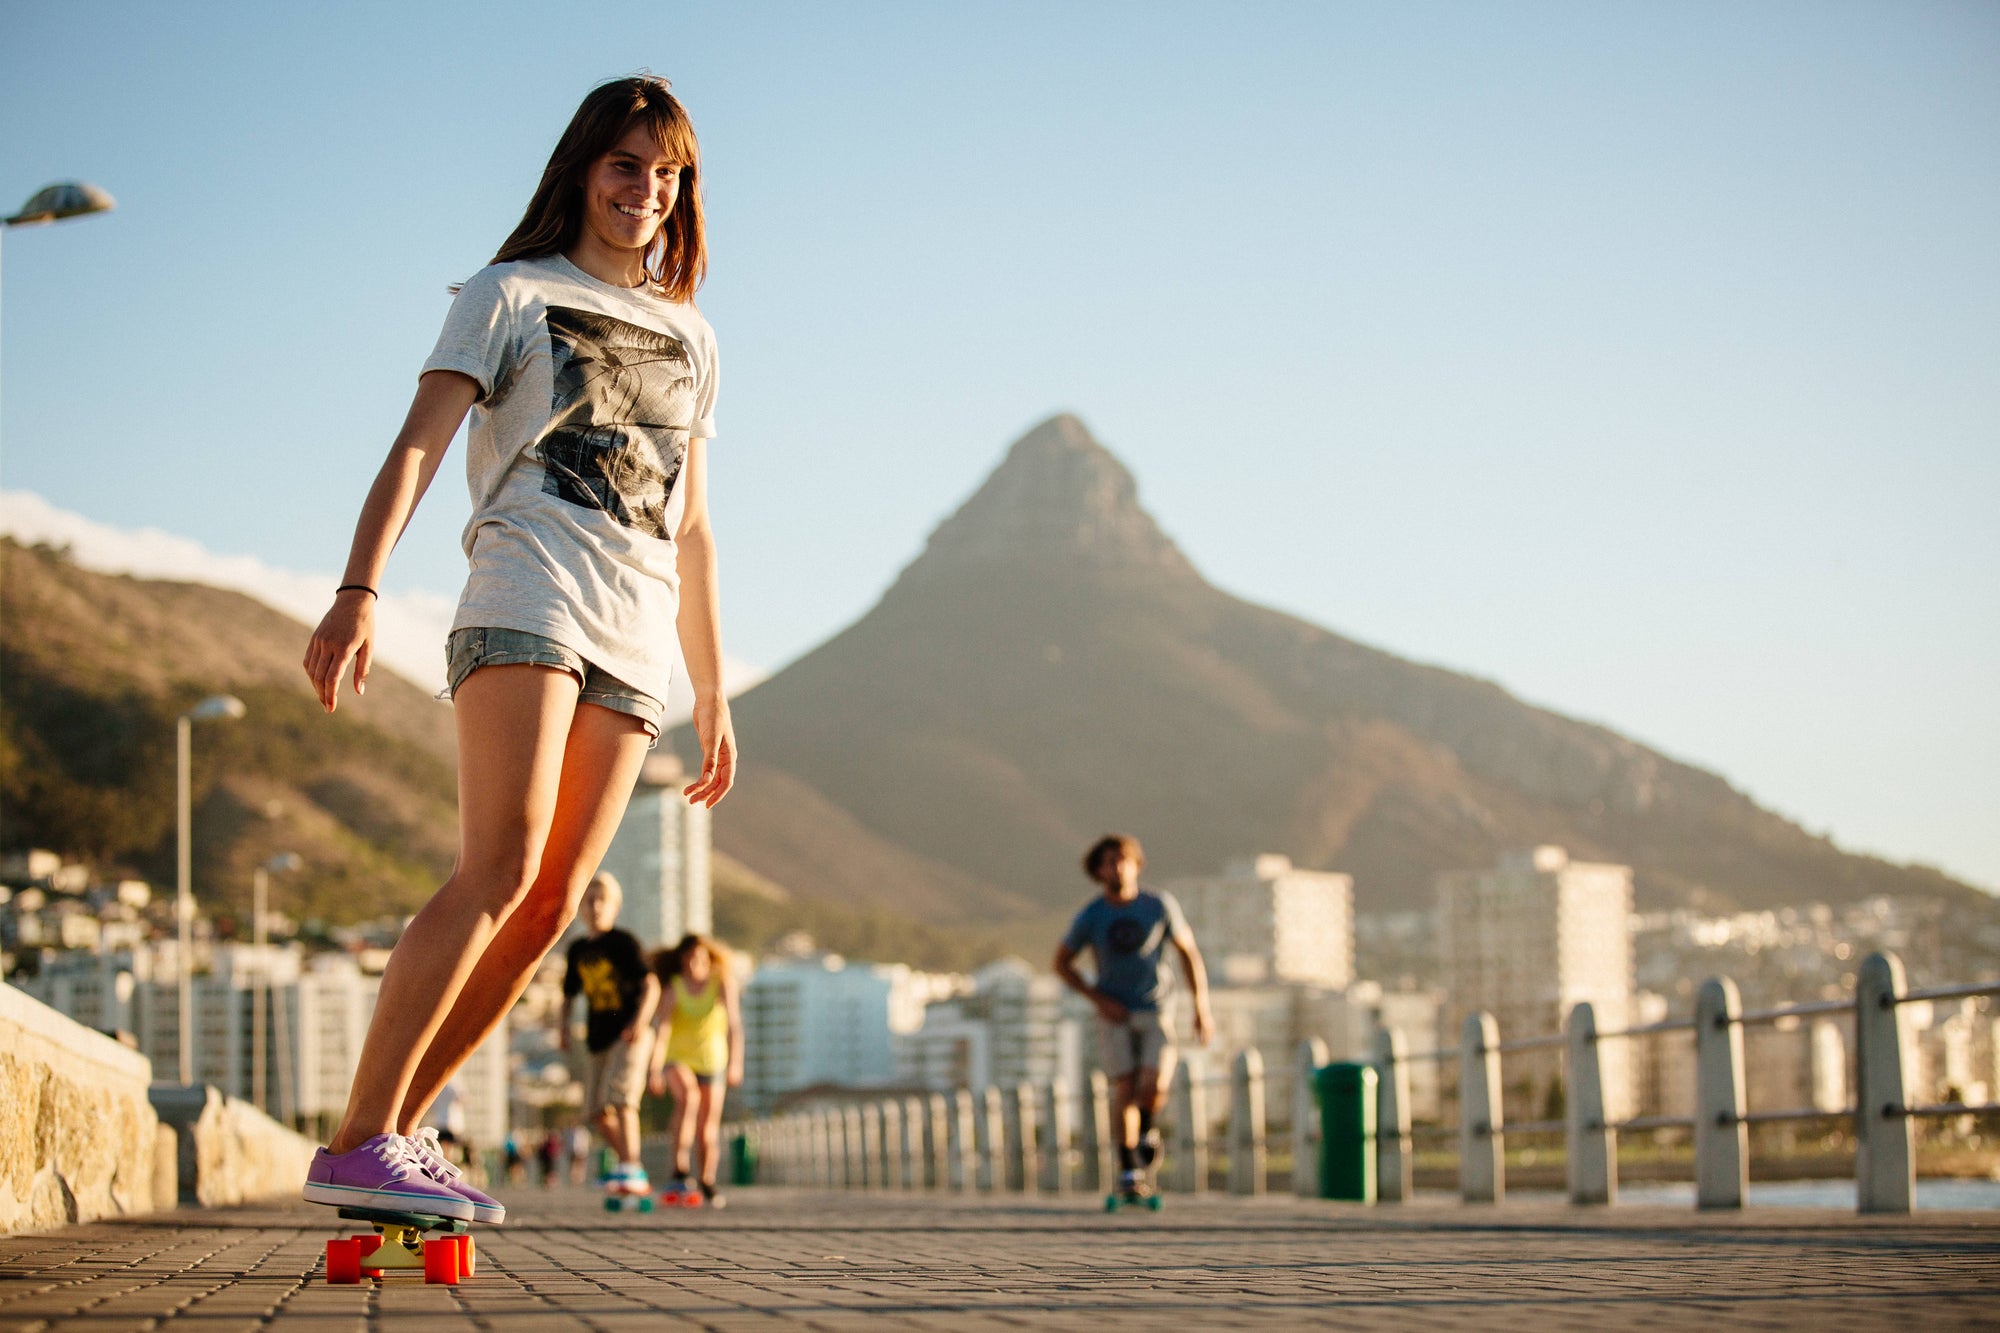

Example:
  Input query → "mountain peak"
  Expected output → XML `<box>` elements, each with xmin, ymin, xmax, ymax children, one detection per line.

<box><xmin>909</xmin><ymin>414</ymin><xmax>1195</xmax><ymax>577</ymax></box>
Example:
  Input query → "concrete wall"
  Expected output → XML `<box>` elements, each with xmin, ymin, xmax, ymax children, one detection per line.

<box><xmin>149</xmin><ymin>1084</ymin><xmax>317</xmax><ymax>1209</ymax></box>
<box><xmin>0</xmin><ymin>980</ymin><xmax>168</xmax><ymax>1233</ymax></box>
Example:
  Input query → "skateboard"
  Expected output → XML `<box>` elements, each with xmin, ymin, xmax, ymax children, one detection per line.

<box><xmin>1103</xmin><ymin>1182</ymin><xmax>1163</xmax><ymax>1212</ymax></box>
<box><xmin>324</xmin><ymin>1205</ymin><xmax>475</xmax><ymax>1284</ymax></box>
<box><xmin>1104</xmin><ymin>1154</ymin><xmax>1163</xmax><ymax>1213</ymax></box>
<box><xmin>655</xmin><ymin>1181</ymin><xmax>707</xmax><ymax>1209</ymax></box>
<box><xmin>602</xmin><ymin>1190</ymin><xmax>657</xmax><ymax>1213</ymax></box>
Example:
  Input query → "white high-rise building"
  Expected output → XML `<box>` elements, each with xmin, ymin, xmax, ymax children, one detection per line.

<box><xmin>900</xmin><ymin>958</ymin><xmax>1079</xmax><ymax>1095</ymax></box>
<box><xmin>1167</xmin><ymin>854</ymin><xmax>1353</xmax><ymax>989</ymax></box>
<box><xmin>740</xmin><ymin>954</ymin><xmax>956</xmax><ymax>1111</ymax></box>
<box><xmin>598</xmin><ymin>754</ymin><xmax>712</xmax><ymax>951</ymax></box>
<box><xmin>1437</xmin><ymin>846</ymin><xmax>1635</xmax><ymax>1120</ymax></box>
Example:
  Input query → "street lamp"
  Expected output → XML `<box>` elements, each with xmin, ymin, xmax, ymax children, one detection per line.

<box><xmin>177</xmin><ymin>694</ymin><xmax>245</xmax><ymax>1086</ymax></box>
<box><xmin>250</xmin><ymin>852</ymin><xmax>302</xmax><ymax>1113</ymax></box>
<box><xmin>4</xmin><ymin>182</ymin><xmax>117</xmax><ymax>227</ymax></box>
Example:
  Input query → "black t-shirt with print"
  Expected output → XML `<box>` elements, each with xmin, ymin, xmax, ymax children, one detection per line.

<box><xmin>562</xmin><ymin>928</ymin><xmax>650</xmax><ymax>1053</ymax></box>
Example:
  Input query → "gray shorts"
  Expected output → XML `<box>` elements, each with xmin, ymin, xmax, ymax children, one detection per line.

<box><xmin>1096</xmin><ymin>1009</ymin><xmax>1174</xmax><ymax>1079</ymax></box>
<box><xmin>584</xmin><ymin>1033</ymin><xmax>650</xmax><ymax>1115</ymax></box>
<box><xmin>445</xmin><ymin>626</ymin><xmax>664</xmax><ymax>739</ymax></box>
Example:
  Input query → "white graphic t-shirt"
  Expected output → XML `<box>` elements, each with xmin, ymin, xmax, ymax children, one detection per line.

<box><xmin>421</xmin><ymin>254</ymin><xmax>719</xmax><ymax>704</ymax></box>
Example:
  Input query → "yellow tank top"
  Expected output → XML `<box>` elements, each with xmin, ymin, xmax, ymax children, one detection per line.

<box><xmin>664</xmin><ymin>975</ymin><xmax>728</xmax><ymax>1075</ymax></box>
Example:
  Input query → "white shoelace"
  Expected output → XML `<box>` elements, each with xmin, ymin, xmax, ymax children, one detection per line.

<box><xmin>370</xmin><ymin>1134</ymin><xmax>422</xmax><ymax>1181</ymax></box>
<box><xmin>412</xmin><ymin>1128</ymin><xmax>463</xmax><ymax>1180</ymax></box>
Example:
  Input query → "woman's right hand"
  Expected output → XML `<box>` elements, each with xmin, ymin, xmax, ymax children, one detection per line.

<box><xmin>303</xmin><ymin>590</ymin><xmax>377</xmax><ymax>712</ymax></box>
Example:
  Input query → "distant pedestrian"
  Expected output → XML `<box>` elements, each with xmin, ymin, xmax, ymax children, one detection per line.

<box><xmin>1053</xmin><ymin>834</ymin><xmax>1213</xmax><ymax>1203</ymax></box>
<box><xmin>647</xmin><ymin>934</ymin><xmax>743</xmax><ymax>1206</ymax></box>
<box><xmin>568</xmin><ymin>1123</ymin><xmax>593</xmax><ymax>1186</ymax></box>
<box><xmin>503</xmin><ymin>1134</ymin><xmax>525</xmax><ymax>1186</ymax></box>
<box><xmin>537</xmin><ymin>1130</ymin><xmax>561</xmax><ymax>1188</ymax></box>
<box><xmin>298</xmin><ymin>74</ymin><xmax>735</xmax><ymax>1230</ymax></box>
<box><xmin>561</xmin><ymin>874</ymin><xmax>660</xmax><ymax>1196</ymax></box>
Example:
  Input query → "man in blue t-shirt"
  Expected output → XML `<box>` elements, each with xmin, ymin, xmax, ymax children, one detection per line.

<box><xmin>1053</xmin><ymin>833</ymin><xmax>1213</xmax><ymax>1199</ymax></box>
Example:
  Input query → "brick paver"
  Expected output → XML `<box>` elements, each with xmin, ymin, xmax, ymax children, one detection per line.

<box><xmin>2</xmin><ymin>1185</ymin><xmax>1996</xmax><ymax>1330</ymax></box>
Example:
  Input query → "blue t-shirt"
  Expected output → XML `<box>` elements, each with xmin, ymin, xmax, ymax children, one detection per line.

<box><xmin>1061</xmin><ymin>889</ymin><xmax>1189</xmax><ymax>1013</ymax></box>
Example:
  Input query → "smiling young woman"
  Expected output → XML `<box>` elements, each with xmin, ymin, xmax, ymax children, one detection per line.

<box><xmin>298</xmin><ymin>75</ymin><xmax>735</xmax><ymax>1227</ymax></box>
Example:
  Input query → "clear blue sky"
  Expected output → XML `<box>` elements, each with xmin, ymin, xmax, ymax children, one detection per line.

<box><xmin>4</xmin><ymin>2</ymin><xmax>1996</xmax><ymax>889</ymax></box>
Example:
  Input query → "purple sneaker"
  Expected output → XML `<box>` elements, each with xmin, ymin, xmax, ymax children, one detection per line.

<box><xmin>411</xmin><ymin>1126</ymin><xmax>506</xmax><ymax>1224</ymax></box>
<box><xmin>302</xmin><ymin>1133</ymin><xmax>476</xmax><ymax>1221</ymax></box>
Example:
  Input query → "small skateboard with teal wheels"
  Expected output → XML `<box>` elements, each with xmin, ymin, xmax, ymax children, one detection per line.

<box><xmin>324</xmin><ymin>1205</ymin><xmax>475</xmax><ymax>1284</ymax></box>
<box><xmin>1104</xmin><ymin>1171</ymin><xmax>1162</xmax><ymax>1212</ymax></box>
<box><xmin>603</xmin><ymin>1187</ymin><xmax>656</xmax><ymax>1213</ymax></box>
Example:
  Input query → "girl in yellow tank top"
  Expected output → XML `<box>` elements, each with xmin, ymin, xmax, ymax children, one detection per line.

<box><xmin>663</xmin><ymin>972</ymin><xmax>729</xmax><ymax>1074</ymax></box>
<box><xmin>646</xmin><ymin>933</ymin><xmax>741</xmax><ymax>1205</ymax></box>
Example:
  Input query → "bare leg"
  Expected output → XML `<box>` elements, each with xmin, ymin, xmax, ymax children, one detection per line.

<box><xmin>1137</xmin><ymin>1054</ymin><xmax>1171</xmax><ymax>1121</ymax></box>
<box><xmin>694</xmin><ymin>1082</ymin><xmax>725</xmax><ymax>1186</ymax></box>
<box><xmin>665</xmin><ymin>1065</ymin><xmax>697</xmax><ymax>1175</ymax></box>
<box><xmin>1113</xmin><ymin>1073</ymin><xmax>1139</xmax><ymax>1149</ymax></box>
<box><xmin>397</xmin><ymin>702</ymin><xmax>652</xmax><ymax>1133</ymax></box>
<box><xmin>593</xmin><ymin>1106</ymin><xmax>625</xmax><ymax>1163</ymax></box>
<box><xmin>618</xmin><ymin>1105</ymin><xmax>643</xmax><ymax>1166</ymax></box>
<box><xmin>329</xmin><ymin>666</ymin><xmax>579</xmax><ymax>1154</ymax></box>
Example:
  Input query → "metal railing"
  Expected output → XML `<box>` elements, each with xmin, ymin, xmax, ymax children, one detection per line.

<box><xmin>736</xmin><ymin>950</ymin><xmax>1995</xmax><ymax>1215</ymax></box>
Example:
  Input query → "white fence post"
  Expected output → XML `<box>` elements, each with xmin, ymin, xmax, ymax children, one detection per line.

<box><xmin>1039</xmin><ymin>1082</ymin><xmax>1071</xmax><ymax>1194</ymax></box>
<box><xmin>1695</xmin><ymin>976</ymin><xmax>1747</xmax><ymax>1210</ymax></box>
<box><xmin>1166</xmin><ymin>1061</ymin><xmax>1207</xmax><ymax>1193</ymax></box>
<box><xmin>1294</xmin><ymin>1036</ymin><xmax>1330</xmax><ymax>1198</ymax></box>
<box><xmin>1856</xmin><ymin>950</ymin><xmax>1914</xmax><ymax>1214</ymax></box>
<box><xmin>1565</xmin><ymin>1001</ymin><xmax>1614</xmax><ymax>1205</ymax></box>
<box><xmin>1082</xmin><ymin>1070</ymin><xmax>1114</xmax><ymax>1192</ymax></box>
<box><xmin>924</xmin><ymin>1093</ymin><xmax>949</xmax><ymax>1190</ymax></box>
<box><xmin>950</xmin><ymin>1089</ymin><xmax>977</xmax><ymax>1192</ymax></box>
<box><xmin>842</xmin><ymin>1106</ymin><xmax>865</xmax><ymax>1189</ymax></box>
<box><xmin>1459</xmin><ymin>1012</ymin><xmax>1503</xmax><ymax>1203</ymax></box>
<box><xmin>1369</xmin><ymin>1028</ymin><xmax>1413</xmax><ymax>1203</ymax></box>
<box><xmin>870</xmin><ymin>1102</ymin><xmax>893</xmax><ymax>1189</ymax></box>
<box><xmin>1229</xmin><ymin>1047</ymin><xmax>1267</xmax><ymax>1196</ymax></box>
<box><xmin>899</xmin><ymin>1096</ymin><xmax>923</xmax><ymax>1191</ymax></box>
<box><xmin>977</xmin><ymin>1086</ymin><xmax>1004</xmax><ymax>1192</ymax></box>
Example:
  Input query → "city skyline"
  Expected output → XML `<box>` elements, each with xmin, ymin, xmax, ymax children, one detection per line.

<box><xmin>2</xmin><ymin>3</ymin><xmax>1994</xmax><ymax>891</ymax></box>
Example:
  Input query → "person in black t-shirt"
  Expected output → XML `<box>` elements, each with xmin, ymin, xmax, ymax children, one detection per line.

<box><xmin>559</xmin><ymin>873</ymin><xmax>659</xmax><ymax>1193</ymax></box>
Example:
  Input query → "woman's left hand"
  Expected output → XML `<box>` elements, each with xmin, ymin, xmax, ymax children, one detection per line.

<box><xmin>684</xmin><ymin>695</ymin><xmax>737</xmax><ymax>807</ymax></box>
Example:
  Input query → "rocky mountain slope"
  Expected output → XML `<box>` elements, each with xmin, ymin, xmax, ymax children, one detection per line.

<box><xmin>682</xmin><ymin>414</ymin><xmax>1981</xmax><ymax>918</ymax></box>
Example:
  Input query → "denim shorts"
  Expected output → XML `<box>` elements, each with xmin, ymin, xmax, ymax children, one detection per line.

<box><xmin>444</xmin><ymin>627</ymin><xmax>665</xmax><ymax>739</ymax></box>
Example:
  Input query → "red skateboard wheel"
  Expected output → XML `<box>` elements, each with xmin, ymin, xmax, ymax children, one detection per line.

<box><xmin>325</xmin><ymin>1238</ymin><xmax>362</xmax><ymax>1285</ymax></box>
<box><xmin>422</xmin><ymin>1237</ymin><xmax>460</xmax><ymax>1285</ymax></box>
<box><xmin>454</xmin><ymin>1233</ymin><xmax>476</xmax><ymax>1277</ymax></box>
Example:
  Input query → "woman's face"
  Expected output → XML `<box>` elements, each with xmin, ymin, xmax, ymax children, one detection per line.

<box><xmin>683</xmin><ymin>945</ymin><xmax>711</xmax><ymax>983</ymax></box>
<box><xmin>581</xmin><ymin>123</ymin><xmax>682</xmax><ymax>257</ymax></box>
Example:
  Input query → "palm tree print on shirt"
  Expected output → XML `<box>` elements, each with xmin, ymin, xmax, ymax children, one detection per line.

<box><xmin>541</xmin><ymin>305</ymin><xmax>695</xmax><ymax>539</ymax></box>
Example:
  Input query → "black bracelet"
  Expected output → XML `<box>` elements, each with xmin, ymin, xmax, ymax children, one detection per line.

<box><xmin>335</xmin><ymin>584</ymin><xmax>379</xmax><ymax>599</ymax></box>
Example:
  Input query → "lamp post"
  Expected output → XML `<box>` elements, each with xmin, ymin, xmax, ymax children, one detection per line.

<box><xmin>177</xmin><ymin>694</ymin><xmax>246</xmax><ymax>1086</ymax></box>
<box><xmin>251</xmin><ymin>852</ymin><xmax>302</xmax><ymax>1112</ymax></box>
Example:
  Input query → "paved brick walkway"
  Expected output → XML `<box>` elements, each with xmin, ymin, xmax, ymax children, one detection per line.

<box><xmin>2</xmin><ymin>1185</ymin><xmax>1997</xmax><ymax>1330</ymax></box>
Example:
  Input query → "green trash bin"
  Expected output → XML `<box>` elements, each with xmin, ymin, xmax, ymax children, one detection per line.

<box><xmin>729</xmin><ymin>1133</ymin><xmax>758</xmax><ymax>1187</ymax></box>
<box><xmin>1315</xmin><ymin>1062</ymin><xmax>1378</xmax><ymax>1202</ymax></box>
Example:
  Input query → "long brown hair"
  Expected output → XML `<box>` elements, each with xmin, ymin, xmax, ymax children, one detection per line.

<box><xmin>654</xmin><ymin>932</ymin><xmax>734</xmax><ymax>989</ymax></box>
<box><xmin>492</xmin><ymin>75</ymin><xmax>707</xmax><ymax>302</ymax></box>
